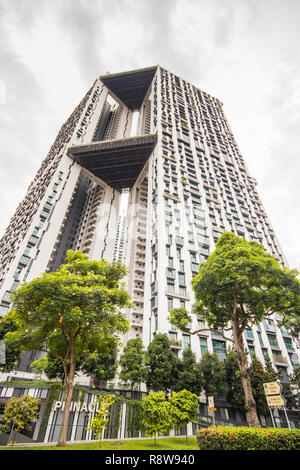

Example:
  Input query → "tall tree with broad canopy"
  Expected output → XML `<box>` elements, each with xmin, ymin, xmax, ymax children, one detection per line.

<box><xmin>170</xmin><ymin>232</ymin><xmax>300</xmax><ymax>427</ymax></box>
<box><xmin>3</xmin><ymin>250</ymin><xmax>131</xmax><ymax>447</ymax></box>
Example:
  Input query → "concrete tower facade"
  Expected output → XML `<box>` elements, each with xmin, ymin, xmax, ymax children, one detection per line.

<box><xmin>0</xmin><ymin>66</ymin><xmax>298</xmax><ymax>384</ymax></box>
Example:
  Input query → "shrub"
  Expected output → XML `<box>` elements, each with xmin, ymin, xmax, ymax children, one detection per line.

<box><xmin>196</xmin><ymin>426</ymin><xmax>300</xmax><ymax>450</ymax></box>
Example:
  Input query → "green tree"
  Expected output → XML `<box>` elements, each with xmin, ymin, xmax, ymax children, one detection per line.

<box><xmin>249</xmin><ymin>355</ymin><xmax>270</xmax><ymax>416</ymax></box>
<box><xmin>168</xmin><ymin>389</ymin><xmax>199</xmax><ymax>442</ymax></box>
<box><xmin>197</xmin><ymin>352</ymin><xmax>226</xmax><ymax>401</ymax></box>
<box><xmin>175</xmin><ymin>347</ymin><xmax>203</xmax><ymax>395</ymax></box>
<box><xmin>86</xmin><ymin>394</ymin><xmax>116</xmax><ymax>447</ymax></box>
<box><xmin>119</xmin><ymin>337</ymin><xmax>146</xmax><ymax>390</ymax></box>
<box><xmin>295</xmin><ymin>366</ymin><xmax>300</xmax><ymax>387</ymax></box>
<box><xmin>0</xmin><ymin>316</ymin><xmax>22</xmax><ymax>372</ymax></box>
<box><xmin>170</xmin><ymin>232</ymin><xmax>300</xmax><ymax>427</ymax></box>
<box><xmin>33</xmin><ymin>340</ymin><xmax>118</xmax><ymax>386</ymax></box>
<box><xmin>43</xmin><ymin>355</ymin><xmax>68</xmax><ymax>383</ymax></box>
<box><xmin>80</xmin><ymin>339</ymin><xmax>118</xmax><ymax>387</ymax></box>
<box><xmin>145</xmin><ymin>333</ymin><xmax>177</xmax><ymax>393</ymax></box>
<box><xmin>3</xmin><ymin>250</ymin><xmax>131</xmax><ymax>447</ymax></box>
<box><xmin>264</xmin><ymin>356</ymin><xmax>297</xmax><ymax>410</ymax></box>
<box><xmin>223</xmin><ymin>350</ymin><xmax>245</xmax><ymax>413</ymax></box>
<box><xmin>290</xmin><ymin>366</ymin><xmax>300</xmax><ymax>409</ymax></box>
<box><xmin>30</xmin><ymin>357</ymin><xmax>48</xmax><ymax>380</ymax></box>
<box><xmin>0</xmin><ymin>395</ymin><xmax>39</xmax><ymax>446</ymax></box>
<box><xmin>142</xmin><ymin>391</ymin><xmax>172</xmax><ymax>445</ymax></box>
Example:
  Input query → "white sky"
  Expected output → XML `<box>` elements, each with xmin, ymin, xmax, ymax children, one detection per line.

<box><xmin>0</xmin><ymin>0</ymin><xmax>299</xmax><ymax>271</ymax></box>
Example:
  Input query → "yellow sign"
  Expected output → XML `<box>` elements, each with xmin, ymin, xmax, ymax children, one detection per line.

<box><xmin>209</xmin><ymin>407</ymin><xmax>216</xmax><ymax>411</ymax></box>
<box><xmin>266</xmin><ymin>394</ymin><xmax>285</xmax><ymax>408</ymax></box>
<box><xmin>263</xmin><ymin>382</ymin><xmax>281</xmax><ymax>396</ymax></box>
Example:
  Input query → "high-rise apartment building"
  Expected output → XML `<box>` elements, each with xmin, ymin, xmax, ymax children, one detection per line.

<box><xmin>0</xmin><ymin>66</ymin><xmax>298</xmax><ymax>383</ymax></box>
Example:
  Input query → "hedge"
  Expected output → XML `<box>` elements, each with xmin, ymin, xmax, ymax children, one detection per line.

<box><xmin>196</xmin><ymin>426</ymin><xmax>300</xmax><ymax>450</ymax></box>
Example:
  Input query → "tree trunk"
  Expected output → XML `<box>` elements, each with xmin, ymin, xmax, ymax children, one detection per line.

<box><xmin>57</xmin><ymin>350</ymin><xmax>75</xmax><ymax>446</ymax></box>
<box><xmin>232</xmin><ymin>298</ymin><xmax>260</xmax><ymax>427</ymax></box>
<box><xmin>8</xmin><ymin>420</ymin><xmax>16</xmax><ymax>446</ymax></box>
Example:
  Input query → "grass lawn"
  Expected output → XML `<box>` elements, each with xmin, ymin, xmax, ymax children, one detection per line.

<box><xmin>1</xmin><ymin>436</ymin><xmax>198</xmax><ymax>451</ymax></box>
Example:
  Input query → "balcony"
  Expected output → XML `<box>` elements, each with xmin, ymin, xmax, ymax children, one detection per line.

<box><xmin>169</xmin><ymin>340</ymin><xmax>182</xmax><ymax>349</ymax></box>
<box><xmin>175</xmin><ymin>236</ymin><xmax>184</xmax><ymax>245</ymax></box>
<box><xmin>131</xmin><ymin>317</ymin><xmax>143</xmax><ymax>327</ymax></box>
<box><xmin>165</xmin><ymin>287</ymin><xmax>190</xmax><ymax>300</ymax></box>
<box><xmin>264</xmin><ymin>320</ymin><xmax>276</xmax><ymax>332</ymax></box>
<box><xmin>166</xmin><ymin>268</ymin><xmax>176</xmax><ymax>280</ymax></box>
<box><xmin>272</xmin><ymin>352</ymin><xmax>288</xmax><ymax>365</ymax></box>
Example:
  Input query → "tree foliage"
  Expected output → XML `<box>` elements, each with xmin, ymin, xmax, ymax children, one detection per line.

<box><xmin>170</xmin><ymin>232</ymin><xmax>300</xmax><ymax>427</ymax></box>
<box><xmin>168</xmin><ymin>389</ymin><xmax>198</xmax><ymax>441</ymax></box>
<box><xmin>119</xmin><ymin>337</ymin><xmax>146</xmax><ymax>389</ymax></box>
<box><xmin>197</xmin><ymin>351</ymin><xmax>226</xmax><ymax>400</ymax></box>
<box><xmin>30</xmin><ymin>357</ymin><xmax>48</xmax><ymax>380</ymax></box>
<box><xmin>0</xmin><ymin>395</ymin><xmax>39</xmax><ymax>446</ymax></box>
<box><xmin>142</xmin><ymin>391</ymin><xmax>172</xmax><ymax>444</ymax></box>
<box><xmin>174</xmin><ymin>347</ymin><xmax>202</xmax><ymax>395</ymax></box>
<box><xmin>223</xmin><ymin>350</ymin><xmax>245</xmax><ymax>412</ymax></box>
<box><xmin>80</xmin><ymin>339</ymin><xmax>118</xmax><ymax>386</ymax></box>
<box><xmin>0</xmin><ymin>316</ymin><xmax>22</xmax><ymax>372</ymax></box>
<box><xmin>144</xmin><ymin>333</ymin><xmax>177</xmax><ymax>393</ymax></box>
<box><xmin>3</xmin><ymin>250</ymin><xmax>131</xmax><ymax>447</ymax></box>
<box><xmin>86</xmin><ymin>394</ymin><xmax>116</xmax><ymax>447</ymax></box>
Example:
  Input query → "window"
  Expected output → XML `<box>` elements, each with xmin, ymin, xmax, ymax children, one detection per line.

<box><xmin>28</xmin><ymin>235</ymin><xmax>38</xmax><ymax>246</ymax></box>
<box><xmin>19</xmin><ymin>255</ymin><xmax>30</xmax><ymax>266</ymax></box>
<box><xmin>283</xmin><ymin>337</ymin><xmax>294</xmax><ymax>351</ymax></box>
<box><xmin>169</xmin><ymin>331</ymin><xmax>178</xmax><ymax>343</ymax></box>
<box><xmin>199</xmin><ymin>336</ymin><xmax>208</xmax><ymax>354</ymax></box>
<box><xmin>10</xmin><ymin>281</ymin><xmax>19</xmax><ymax>291</ymax></box>
<box><xmin>257</xmin><ymin>331</ymin><xmax>264</xmax><ymax>346</ymax></box>
<box><xmin>248</xmin><ymin>345</ymin><xmax>255</xmax><ymax>358</ymax></box>
<box><xmin>212</xmin><ymin>340</ymin><xmax>226</xmax><ymax>357</ymax></box>
<box><xmin>43</xmin><ymin>202</ymin><xmax>53</xmax><ymax>212</ymax></box>
<box><xmin>262</xmin><ymin>348</ymin><xmax>269</xmax><ymax>360</ymax></box>
<box><xmin>188</xmin><ymin>231</ymin><xmax>194</xmax><ymax>243</ymax></box>
<box><xmin>167</xmin><ymin>268</ymin><xmax>175</xmax><ymax>279</ymax></box>
<box><xmin>13</xmin><ymin>267</ymin><xmax>22</xmax><ymax>280</ymax></box>
<box><xmin>167</xmin><ymin>282</ymin><xmax>175</xmax><ymax>293</ymax></box>
<box><xmin>182</xmin><ymin>334</ymin><xmax>191</xmax><ymax>350</ymax></box>
<box><xmin>245</xmin><ymin>328</ymin><xmax>254</xmax><ymax>339</ymax></box>
<box><xmin>264</xmin><ymin>319</ymin><xmax>276</xmax><ymax>332</ymax></box>
<box><xmin>178</xmin><ymin>273</ymin><xmax>186</xmax><ymax>286</ymax></box>
<box><xmin>167</xmin><ymin>297</ymin><xmax>173</xmax><ymax>311</ymax></box>
<box><xmin>267</xmin><ymin>334</ymin><xmax>279</xmax><ymax>348</ymax></box>
<box><xmin>0</xmin><ymin>305</ymin><xmax>9</xmax><ymax>316</ymax></box>
<box><xmin>40</xmin><ymin>210</ymin><xmax>49</xmax><ymax>220</ymax></box>
<box><xmin>2</xmin><ymin>291</ymin><xmax>11</xmax><ymax>303</ymax></box>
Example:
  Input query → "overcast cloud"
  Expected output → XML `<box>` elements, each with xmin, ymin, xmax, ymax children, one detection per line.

<box><xmin>0</xmin><ymin>0</ymin><xmax>299</xmax><ymax>270</ymax></box>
